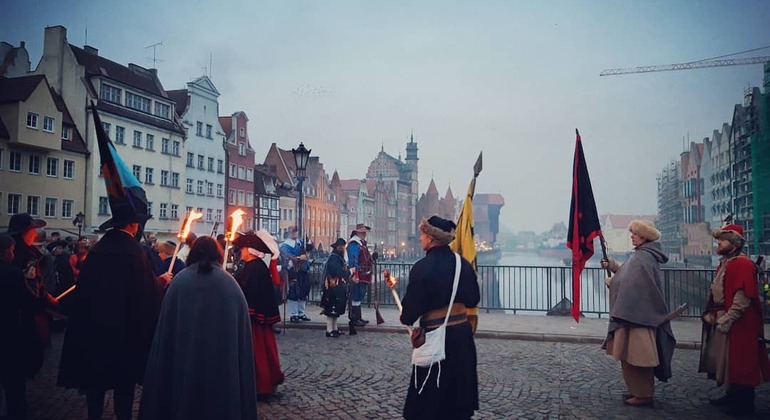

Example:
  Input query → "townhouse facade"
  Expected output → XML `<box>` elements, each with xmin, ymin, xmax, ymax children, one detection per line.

<box><xmin>220</xmin><ymin>112</ymin><xmax>256</xmax><ymax>232</ymax></box>
<box><xmin>168</xmin><ymin>76</ymin><xmax>227</xmax><ymax>236</ymax></box>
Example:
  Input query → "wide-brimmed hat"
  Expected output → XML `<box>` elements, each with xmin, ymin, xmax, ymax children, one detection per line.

<box><xmin>7</xmin><ymin>213</ymin><xmax>47</xmax><ymax>235</ymax></box>
<box><xmin>628</xmin><ymin>219</ymin><xmax>660</xmax><ymax>242</ymax></box>
<box><xmin>355</xmin><ymin>223</ymin><xmax>371</xmax><ymax>233</ymax></box>
<box><xmin>332</xmin><ymin>238</ymin><xmax>346</xmax><ymax>248</ymax></box>
<box><xmin>98</xmin><ymin>206</ymin><xmax>152</xmax><ymax>231</ymax></box>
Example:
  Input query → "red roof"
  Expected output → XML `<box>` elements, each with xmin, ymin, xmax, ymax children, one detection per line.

<box><xmin>218</xmin><ymin>116</ymin><xmax>232</xmax><ymax>137</ymax></box>
<box><xmin>339</xmin><ymin>179</ymin><xmax>361</xmax><ymax>191</ymax></box>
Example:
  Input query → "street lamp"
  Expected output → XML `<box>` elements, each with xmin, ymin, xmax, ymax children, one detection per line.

<box><xmin>291</xmin><ymin>142</ymin><xmax>311</xmax><ymax>241</ymax></box>
<box><xmin>73</xmin><ymin>211</ymin><xmax>85</xmax><ymax>238</ymax></box>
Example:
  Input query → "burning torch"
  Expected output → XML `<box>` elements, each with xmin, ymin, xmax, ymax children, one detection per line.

<box><xmin>168</xmin><ymin>209</ymin><xmax>202</xmax><ymax>275</ymax></box>
<box><xmin>222</xmin><ymin>208</ymin><xmax>246</xmax><ymax>269</ymax></box>
<box><xmin>383</xmin><ymin>269</ymin><xmax>412</xmax><ymax>335</ymax></box>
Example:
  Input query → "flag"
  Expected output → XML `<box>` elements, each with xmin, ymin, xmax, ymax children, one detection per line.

<box><xmin>566</xmin><ymin>129</ymin><xmax>602</xmax><ymax>323</ymax></box>
<box><xmin>90</xmin><ymin>104</ymin><xmax>150</xmax><ymax>229</ymax></box>
<box><xmin>450</xmin><ymin>152</ymin><xmax>482</xmax><ymax>332</ymax></box>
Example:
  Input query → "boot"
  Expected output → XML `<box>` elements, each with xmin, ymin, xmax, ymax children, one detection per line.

<box><xmin>351</xmin><ymin>306</ymin><xmax>366</xmax><ymax>327</ymax></box>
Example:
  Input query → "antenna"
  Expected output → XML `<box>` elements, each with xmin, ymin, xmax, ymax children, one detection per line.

<box><xmin>145</xmin><ymin>42</ymin><xmax>164</xmax><ymax>69</ymax></box>
<box><xmin>84</xmin><ymin>17</ymin><xmax>88</xmax><ymax>45</ymax></box>
<box><xmin>209</xmin><ymin>52</ymin><xmax>213</xmax><ymax>78</ymax></box>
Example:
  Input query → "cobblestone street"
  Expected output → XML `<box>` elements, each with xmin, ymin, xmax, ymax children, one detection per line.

<box><xmin>16</xmin><ymin>329</ymin><xmax>770</xmax><ymax>419</ymax></box>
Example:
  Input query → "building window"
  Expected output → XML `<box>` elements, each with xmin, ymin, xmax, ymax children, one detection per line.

<box><xmin>197</xmin><ymin>155</ymin><xmax>204</xmax><ymax>170</ymax></box>
<box><xmin>63</xmin><ymin>160</ymin><xmax>74</xmax><ymax>179</ymax></box>
<box><xmin>125</xmin><ymin>91</ymin><xmax>151</xmax><ymax>113</ymax></box>
<box><xmin>145</xmin><ymin>167</ymin><xmax>154</xmax><ymax>184</ymax></box>
<box><xmin>229</xmin><ymin>163</ymin><xmax>236</xmax><ymax>177</ymax></box>
<box><xmin>197</xmin><ymin>180</ymin><xmax>204</xmax><ymax>195</ymax></box>
<box><xmin>0</xmin><ymin>148</ymin><xmax>4</xmax><ymax>170</ymax></box>
<box><xmin>61</xmin><ymin>199</ymin><xmax>73</xmax><ymax>218</ymax></box>
<box><xmin>26</xmin><ymin>196</ymin><xmax>40</xmax><ymax>216</ymax></box>
<box><xmin>102</xmin><ymin>122</ymin><xmax>110</xmax><ymax>137</ymax></box>
<box><xmin>46</xmin><ymin>157</ymin><xmax>58</xmax><ymax>177</ymax></box>
<box><xmin>44</xmin><ymin>116</ymin><xmax>56</xmax><ymax>132</ymax></box>
<box><xmin>7</xmin><ymin>194</ymin><xmax>21</xmax><ymax>215</ymax></box>
<box><xmin>216</xmin><ymin>209</ymin><xmax>222</xmax><ymax>222</ymax></box>
<box><xmin>246</xmin><ymin>193</ymin><xmax>253</xmax><ymax>207</ymax></box>
<box><xmin>155</xmin><ymin>102</ymin><xmax>170</xmax><ymax>119</ymax></box>
<box><xmin>206</xmin><ymin>124</ymin><xmax>212</xmax><ymax>139</ymax></box>
<box><xmin>216</xmin><ymin>183</ymin><xmax>223</xmax><ymax>197</ymax></box>
<box><xmin>171</xmin><ymin>172</ymin><xmax>179</xmax><ymax>188</ymax></box>
<box><xmin>196</xmin><ymin>122</ymin><xmax>203</xmax><ymax>136</ymax></box>
<box><xmin>237</xmin><ymin>191</ymin><xmax>245</xmax><ymax>206</ymax></box>
<box><xmin>238</xmin><ymin>166</ymin><xmax>245</xmax><ymax>180</ymax></box>
<box><xmin>172</xmin><ymin>140</ymin><xmax>180</xmax><ymax>156</ymax></box>
<box><xmin>9</xmin><ymin>152</ymin><xmax>21</xmax><ymax>172</ymax></box>
<box><xmin>217</xmin><ymin>159</ymin><xmax>224</xmax><ymax>173</ymax></box>
<box><xmin>45</xmin><ymin>197</ymin><xmax>57</xmax><ymax>218</ymax></box>
<box><xmin>208</xmin><ymin>157</ymin><xmax>214</xmax><ymax>171</ymax></box>
<box><xmin>206</xmin><ymin>181</ymin><xmax>213</xmax><ymax>196</ymax></box>
<box><xmin>170</xmin><ymin>204</ymin><xmax>179</xmax><ymax>219</ymax></box>
<box><xmin>26</xmin><ymin>112</ymin><xmax>38</xmax><ymax>129</ymax></box>
<box><xmin>187</xmin><ymin>152</ymin><xmax>194</xmax><ymax>167</ymax></box>
<box><xmin>61</xmin><ymin>126</ymin><xmax>71</xmax><ymax>141</ymax></box>
<box><xmin>147</xmin><ymin>202</ymin><xmax>153</xmax><ymax>216</ymax></box>
<box><xmin>246</xmin><ymin>168</ymin><xmax>253</xmax><ymax>182</ymax></box>
<box><xmin>159</xmin><ymin>203</ymin><xmax>168</xmax><ymax>219</ymax></box>
<box><xmin>238</xmin><ymin>142</ymin><xmax>246</xmax><ymax>156</ymax></box>
<box><xmin>28</xmin><ymin>155</ymin><xmax>40</xmax><ymax>175</ymax></box>
<box><xmin>100</xmin><ymin>83</ymin><xmax>122</xmax><ymax>103</ymax></box>
<box><xmin>98</xmin><ymin>197</ymin><xmax>109</xmax><ymax>215</ymax></box>
<box><xmin>161</xmin><ymin>138</ymin><xmax>170</xmax><ymax>154</ymax></box>
<box><xmin>133</xmin><ymin>130</ymin><xmax>142</xmax><ymax>147</ymax></box>
<box><xmin>186</xmin><ymin>178</ymin><xmax>193</xmax><ymax>194</ymax></box>
<box><xmin>186</xmin><ymin>206</ymin><xmax>193</xmax><ymax>215</ymax></box>
<box><xmin>161</xmin><ymin>170</ymin><xmax>169</xmax><ymax>186</ymax></box>
<box><xmin>146</xmin><ymin>134</ymin><xmax>155</xmax><ymax>151</ymax></box>
<box><xmin>239</xmin><ymin>127</ymin><xmax>245</xmax><ymax>138</ymax></box>
<box><xmin>132</xmin><ymin>165</ymin><xmax>141</xmax><ymax>181</ymax></box>
<box><xmin>206</xmin><ymin>208</ymin><xmax>213</xmax><ymax>222</ymax></box>
<box><xmin>115</xmin><ymin>126</ymin><xmax>125</xmax><ymax>144</ymax></box>
<box><xmin>229</xmin><ymin>189</ymin><xmax>236</xmax><ymax>205</ymax></box>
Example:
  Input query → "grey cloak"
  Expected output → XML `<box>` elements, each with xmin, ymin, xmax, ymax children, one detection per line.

<box><xmin>138</xmin><ymin>263</ymin><xmax>257</xmax><ymax>420</ymax></box>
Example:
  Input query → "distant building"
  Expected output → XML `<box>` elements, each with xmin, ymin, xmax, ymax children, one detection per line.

<box><xmin>220</xmin><ymin>112</ymin><xmax>255</xmax><ymax>231</ymax></box>
<box><xmin>600</xmin><ymin>214</ymin><xmax>657</xmax><ymax>254</ymax></box>
<box><xmin>657</xmin><ymin>160</ymin><xmax>683</xmax><ymax>261</ymax></box>
<box><xmin>702</xmin><ymin>124</ymin><xmax>732</xmax><ymax>232</ymax></box>
<box><xmin>473</xmin><ymin>193</ymin><xmax>505</xmax><ymax>246</ymax></box>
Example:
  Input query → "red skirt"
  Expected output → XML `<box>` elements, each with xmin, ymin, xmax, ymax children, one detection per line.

<box><xmin>250</xmin><ymin>320</ymin><xmax>284</xmax><ymax>394</ymax></box>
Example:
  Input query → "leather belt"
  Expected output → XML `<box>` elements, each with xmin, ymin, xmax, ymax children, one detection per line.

<box><xmin>420</xmin><ymin>303</ymin><xmax>467</xmax><ymax>329</ymax></box>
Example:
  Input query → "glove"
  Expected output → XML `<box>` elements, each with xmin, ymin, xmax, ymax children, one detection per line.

<box><xmin>716</xmin><ymin>316</ymin><xmax>734</xmax><ymax>334</ymax></box>
<box><xmin>604</xmin><ymin>277</ymin><xmax>612</xmax><ymax>288</ymax></box>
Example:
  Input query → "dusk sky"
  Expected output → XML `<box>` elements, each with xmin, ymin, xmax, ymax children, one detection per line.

<box><xmin>3</xmin><ymin>0</ymin><xmax>770</xmax><ymax>233</ymax></box>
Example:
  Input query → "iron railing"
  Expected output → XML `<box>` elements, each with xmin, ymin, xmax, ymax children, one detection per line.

<box><xmin>304</xmin><ymin>262</ymin><xmax>768</xmax><ymax>319</ymax></box>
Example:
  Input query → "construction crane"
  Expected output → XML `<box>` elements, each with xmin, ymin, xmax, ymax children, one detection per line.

<box><xmin>600</xmin><ymin>44</ymin><xmax>770</xmax><ymax>76</ymax></box>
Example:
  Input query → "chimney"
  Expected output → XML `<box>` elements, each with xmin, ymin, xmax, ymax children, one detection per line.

<box><xmin>83</xmin><ymin>45</ymin><xmax>98</xmax><ymax>55</ymax></box>
<box><xmin>20</xmin><ymin>41</ymin><xmax>25</xmax><ymax>48</ymax></box>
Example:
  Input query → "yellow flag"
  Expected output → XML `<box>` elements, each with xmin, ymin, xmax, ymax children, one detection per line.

<box><xmin>451</xmin><ymin>182</ymin><xmax>479</xmax><ymax>332</ymax></box>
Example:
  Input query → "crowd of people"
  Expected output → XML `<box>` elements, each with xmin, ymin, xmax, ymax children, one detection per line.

<box><xmin>1</xmin><ymin>211</ymin><xmax>769</xmax><ymax>419</ymax></box>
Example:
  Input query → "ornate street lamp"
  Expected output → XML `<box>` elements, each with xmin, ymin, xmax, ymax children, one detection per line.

<box><xmin>291</xmin><ymin>142</ymin><xmax>311</xmax><ymax>241</ymax></box>
<box><xmin>73</xmin><ymin>211</ymin><xmax>85</xmax><ymax>238</ymax></box>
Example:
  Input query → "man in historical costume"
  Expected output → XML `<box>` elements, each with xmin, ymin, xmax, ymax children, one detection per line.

<box><xmin>234</xmin><ymin>231</ymin><xmax>285</xmax><ymax>402</ymax></box>
<box><xmin>601</xmin><ymin>220</ymin><xmax>676</xmax><ymax>407</ymax></box>
<box><xmin>347</xmin><ymin>223</ymin><xmax>375</xmax><ymax>327</ymax></box>
<box><xmin>153</xmin><ymin>240</ymin><xmax>186</xmax><ymax>276</ymax></box>
<box><xmin>699</xmin><ymin>224</ymin><xmax>770</xmax><ymax>416</ymax></box>
<box><xmin>320</xmin><ymin>238</ymin><xmax>350</xmax><ymax>337</ymax></box>
<box><xmin>400</xmin><ymin>216</ymin><xmax>480</xmax><ymax>420</ymax></box>
<box><xmin>57</xmin><ymin>208</ymin><xmax>171</xmax><ymax>420</ymax></box>
<box><xmin>280</xmin><ymin>227</ymin><xmax>311</xmax><ymax>323</ymax></box>
<box><xmin>139</xmin><ymin>236</ymin><xmax>257</xmax><ymax>420</ymax></box>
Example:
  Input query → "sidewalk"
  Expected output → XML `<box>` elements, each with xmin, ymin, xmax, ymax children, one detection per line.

<box><xmin>279</xmin><ymin>304</ymin><xmax>770</xmax><ymax>350</ymax></box>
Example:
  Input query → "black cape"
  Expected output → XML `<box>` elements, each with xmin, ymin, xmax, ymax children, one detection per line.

<box><xmin>57</xmin><ymin>229</ymin><xmax>165</xmax><ymax>390</ymax></box>
<box><xmin>0</xmin><ymin>259</ymin><xmax>41</xmax><ymax>379</ymax></box>
<box><xmin>234</xmin><ymin>259</ymin><xmax>280</xmax><ymax>324</ymax></box>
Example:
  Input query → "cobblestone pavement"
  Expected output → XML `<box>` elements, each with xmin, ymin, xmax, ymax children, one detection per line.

<box><xmin>16</xmin><ymin>329</ymin><xmax>770</xmax><ymax>419</ymax></box>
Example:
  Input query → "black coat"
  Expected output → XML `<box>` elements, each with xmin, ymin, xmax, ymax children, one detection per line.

<box><xmin>234</xmin><ymin>259</ymin><xmax>280</xmax><ymax>325</ymax></box>
<box><xmin>57</xmin><ymin>229</ymin><xmax>165</xmax><ymax>390</ymax></box>
<box><xmin>400</xmin><ymin>246</ymin><xmax>480</xmax><ymax>420</ymax></box>
<box><xmin>0</xmin><ymin>260</ymin><xmax>41</xmax><ymax>379</ymax></box>
<box><xmin>320</xmin><ymin>252</ymin><xmax>349</xmax><ymax>317</ymax></box>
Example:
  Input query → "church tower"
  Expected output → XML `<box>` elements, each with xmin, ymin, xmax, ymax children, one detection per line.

<box><xmin>404</xmin><ymin>132</ymin><xmax>419</xmax><ymax>242</ymax></box>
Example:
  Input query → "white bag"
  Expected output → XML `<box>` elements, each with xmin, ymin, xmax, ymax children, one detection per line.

<box><xmin>410</xmin><ymin>253</ymin><xmax>461</xmax><ymax>393</ymax></box>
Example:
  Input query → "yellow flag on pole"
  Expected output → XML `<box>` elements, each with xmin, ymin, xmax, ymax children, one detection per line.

<box><xmin>450</xmin><ymin>152</ymin><xmax>482</xmax><ymax>332</ymax></box>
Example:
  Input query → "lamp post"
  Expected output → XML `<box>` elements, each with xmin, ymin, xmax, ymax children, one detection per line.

<box><xmin>73</xmin><ymin>212</ymin><xmax>85</xmax><ymax>238</ymax></box>
<box><xmin>291</xmin><ymin>142</ymin><xmax>311</xmax><ymax>242</ymax></box>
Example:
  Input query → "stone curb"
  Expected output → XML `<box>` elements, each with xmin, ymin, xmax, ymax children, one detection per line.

<box><xmin>276</xmin><ymin>321</ymin><xmax>702</xmax><ymax>350</ymax></box>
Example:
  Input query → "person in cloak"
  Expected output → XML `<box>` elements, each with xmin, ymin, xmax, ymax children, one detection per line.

<box><xmin>320</xmin><ymin>238</ymin><xmax>350</xmax><ymax>337</ymax></box>
<box><xmin>57</xmin><ymin>208</ymin><xmax>171</xmax><ymax>420</ymax></box>
<box><xmin>153</xmin><ymin>240</ymin><xmax>186</xmax><ymax>276</ymax></box>
<box><xmin>280</xmin><ymin>226</ymin><xmax>311</xmax><ymax>323</ymax></box>
<box><xmin>698</xmin><ymin>224</ymin><xmax>770</xmax><ymax>416</ymax></box>
<box><xmin>233</xmin><ymin>230</ymin><xmax>285</xmax><ymax>402</ymax></box>
<box><xmin>600</xmin><ymin>220</ymin><xmax>676</xmax><ymax>407</ymax></box>
<box><xmin>346</xmin><ymin>223</ymin><xmax>374</xmax><ymax>327</ymax></box>
<box><xmin>400</xmin><ymin>216</ymin><xmax>480</xmax><ymax>420</ymax></box>
<box><xmin>139</xmin><ymin>236</ymin><xmax>257</xmax><ymax>420</ymax></box>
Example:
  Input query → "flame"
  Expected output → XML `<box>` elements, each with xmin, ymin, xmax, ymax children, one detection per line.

<box><xmin>179</xmin><ymin>210</ymin><xmax>203</xmax><ymax>240</ymax></box>
<box><xmin>226</xmin><ymin>208</ymin><xmax>246</xmax><ymax>241</ymax></box>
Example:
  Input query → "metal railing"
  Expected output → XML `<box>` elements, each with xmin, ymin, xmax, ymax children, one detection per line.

<box><xmin>304</xmin><ymin>262</ymin><xmax>767</xmax><ymax>319</ymax></box>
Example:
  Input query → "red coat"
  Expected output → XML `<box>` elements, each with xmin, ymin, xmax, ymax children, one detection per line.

<box><xmin>721</xmin><ymin>256</ymin><xmax>770</xmax><ymax>386</ymax></box>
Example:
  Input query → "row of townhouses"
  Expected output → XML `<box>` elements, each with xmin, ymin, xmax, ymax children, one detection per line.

<box><xmin>656</xmin><ymin>63</ymin><xmax>770</xmax><ymax>264</ymax></box>
<box><xmin>1</xmin><ymin>26</ymin><xmax>505</xmax><ymax>255</ymax></box>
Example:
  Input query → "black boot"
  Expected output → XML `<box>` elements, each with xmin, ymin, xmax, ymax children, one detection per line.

<box><xmin>351</xmin><ymin>306</ymin><xmax>366</xmax><ymax>327</ymax></box>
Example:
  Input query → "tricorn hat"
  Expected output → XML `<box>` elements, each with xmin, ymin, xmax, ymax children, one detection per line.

<box><xmin>7</xmin><ymin>213</ymin><xmax>47</xmax><ymax>235</ymax></box>
<box><xmin>98</xmin><ymin>206</ymin><xmax>152</xmax><ymax>231</ymax></box>
<box><xmin>355</xmin><ymin>223</ymin><xmax>371</xmax><ymax>233</ymax></box>
<box><xmin>332</xmin><ymin>237</ymin><xmax>346</xmax><ymax>248</ymax></box>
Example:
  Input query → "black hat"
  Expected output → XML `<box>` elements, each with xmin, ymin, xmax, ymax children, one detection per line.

<box><xmin>98</xmin><ymin>206</ymin><xmax>152</xmax><ymax>231</ymax></box>
<box><xmin>7</xmin><ymin>213</ymin><xmax>47</xmax><ymax>235</ymax></box>
<box><xmin>419</xmin><ymin>216</ymin><xmax>456</xmax><ymax>246</ymax></box>
<box><xmin>332</xmin><ymin>238</ymin><xmax>346</xmax><ymax>248</ymax></box>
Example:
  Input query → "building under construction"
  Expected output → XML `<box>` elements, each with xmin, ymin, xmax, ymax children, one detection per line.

<box><xmin>657</xmin><ymin>160</ymin><xmax>683</xmax><ymax>261</ymax></box>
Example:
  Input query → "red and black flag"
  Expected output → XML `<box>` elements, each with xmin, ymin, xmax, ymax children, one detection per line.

<box><xmin>566</xmin><ymin>129</ymin><xmax>602</xmax><ymax>323</ymax></box>
<box><xmin>90</xmin><ymin>104</ymin><xmax>150</xmax><ymax>230</ymax></box>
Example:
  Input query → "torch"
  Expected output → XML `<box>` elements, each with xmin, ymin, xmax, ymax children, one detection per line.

<box><xmin>168</xmin><ymin>209</ymin><xmax>202</xmax><ymax>275</ymax></box>
<box><xmin>222</xmin><ymin>208</ymin><xmax>246</xmax><ymax>269</ymax></box>
<box><xmin>383</xmin><ymin>269</ymin><xmax>412</xmax><ymax>335</ymax></box>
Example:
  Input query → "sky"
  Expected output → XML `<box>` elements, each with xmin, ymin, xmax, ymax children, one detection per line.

<box><xmin>3</xmin><ymin>0</ymin><xmax>770</xmax><ymax>233</ymax></box>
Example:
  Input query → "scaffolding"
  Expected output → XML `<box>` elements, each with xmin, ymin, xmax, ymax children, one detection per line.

<box><xmin>657</xmin><ymin>160</ymin><xmax>683</xmax><ymax>259</ymax></box>
<box><xmin>750</xmin><ymin>63</ymin><xmax>770</xmax><ymax>255</ymax></box>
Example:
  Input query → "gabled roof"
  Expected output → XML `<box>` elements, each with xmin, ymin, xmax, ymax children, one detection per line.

<box><xmin>218</xmin><ymin>116</ymin><xmax>232</xmax><ymax>137</ymax></box>
<box><xmin>166</xmin><ymin>89</ymin><xmax>189</xmax><ymax>117</ymax></box>
<box><xmin>70</xmin><ymin>45</ymin><xmax>168</xmax><ymax>98</ymax></box>
<box><xmin>0</xmin><ymin>74</ymin><xmax>45</xmax><ymax>103</ymax></box>
<box><xmin>426</xmin><ymin>179</ymin><xmax>439</xmax><ymax>196</ymax></box>
<box><xmin>339</xmin><ymin>179</ymin><xmax>362</xmax><ymax>192</ymax></box>
<box><xmin>445</xmin><ymin>186</ymin><xmax>454</xmax><ymax>201</ymax></box>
